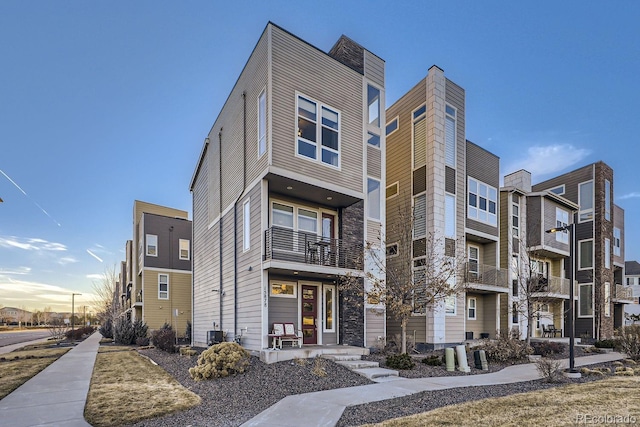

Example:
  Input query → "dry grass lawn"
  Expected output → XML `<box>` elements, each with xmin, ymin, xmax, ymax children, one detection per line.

<box><xmin>85</xmin><ymin>348</ymin><xmax>201</xmax><ymax>427</ymax></box>
<box><xmin>0</xmin><ymin>347</ymin><xmax>70</xmax><ymax>399</ymax></box>
<box><xmin>365</xmin><ymin>376</ymin><xmax>640</xmax><ymax>426</ymax></box>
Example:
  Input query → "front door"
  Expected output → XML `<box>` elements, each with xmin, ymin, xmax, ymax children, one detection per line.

<box><xmin>301</xmin><ymin>285</ymin><xmax>318</xmax><ymax>344</ymax></box>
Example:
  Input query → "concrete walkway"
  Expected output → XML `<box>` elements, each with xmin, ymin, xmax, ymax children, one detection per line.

<box><xmin>0</xmin><ymin>337</ymin><xmax>53</xmax><ymax>355</ymax></box>
<box><xmin>0</xmin><ymin>332</ymin><xmax>102</xmax><ymax>427</ymax></box>
<box><xmin>241</xmin><ymin>352</ymin><xmax>625</xmax><ymax>427</ymax></box>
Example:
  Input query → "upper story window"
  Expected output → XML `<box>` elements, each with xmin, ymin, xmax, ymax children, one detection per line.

<box><xmin>146</xmin><ymin>234</ymin><xmax>158</xmax><ymax>257</ymax></box>
<box><xmin>413</xmin><ymin>193</ymin><xmax>427</xmax><ymax>238</ymax></box>
<box><xmin>243</xmin><ymin>199</ymin><xmax>251</xmax><ymax>252</ymax></box>
<box><xmin>605</xmin><ymin>179</ymin><xmax>611</xmax><ymax>221</ymax></box>
<box><xmin>179</xmin><ymin>239</ymin><xmax>190</xmax><ymax>260</ymax></box>
<box><xmin>258</xmin><ymin>89</ymin><xmax>266</xmax><ymax>157</ymax></box>
<box><xmin>297</xmin><ymin>95</ymin><xmax>340</xmax><ymax>168</ymax></box>
<box><xmin>386</xmin><ymin>182</ymin><xmax>399</xmax><ymax>199</ymax></box>
<box><xmin>555</xmin><ymin>208</ymin><xmax>569</xmax><ymax>244</ymax></box>
<box><xmin>367</xmin><ymin>131</ymin><xmax>380</xmax><ymax>148</ymax></box>
<box><xmin>604</xmin><ymin>238</ymin><xmax>611</xmax><ymax>269</ymax></box>
<box><xmin>412</xmin><ymin>105</ymin><xmax>427</xmax><ymax>169</ymax></box>
<box><xmin>613</xmin><ymin>227</ymin><xmax>621</xmax><ymax>256</ymax></box>
<box><xmin>579</xmin><ymin>283</ymin><xmax>593</xmax><ymax>317</ymax></box>
<box><xmin>468</xmin><ymin>177</ymin><xmax>497</xmax><ymax>226</ymax></box>
<box><xmin>445</xmin><ymin>105</ymin><xmax>456</xmax><ymax>168</ymax></box>
<box><xmin>579</xmin><ymin>239</ymin><xmax>593</xmax><ymax>270</ymax></box>
<box><xmin>445</xmin><ymin>193</ymin><xmax>456</xmax><ymax>238</ymax></box>
<box><xmin>512</xmin><ymin>203</ymin><xmax>520</xmax><ymax>238</ymax></box>
<box><xmin>549</xmin><ymin>185</ymin><xmax>565</xmax><ymax>195</ymax></box>
<box><xmin>367</xmin><ymin>178</ymin><xmax>381</xmax><ymax>221</ymax></box>
<box><xmin>158</xmin><ymin>274</ymin><xmax>169</xmax><ymax>300</ymax></box>
<box><xmin>578</xmin><ymin>180</ymin><xmax>594</xmax><ymax>222</ymax></box>
<box><xmin>385</xmin><ymin>117</ymin><xmax>398</xmax><ymax>136</ymax></box>
<box><xmin>367</xmin><ymin>85</ymin><xmax>380</xmax><ymax>127</ymax></box>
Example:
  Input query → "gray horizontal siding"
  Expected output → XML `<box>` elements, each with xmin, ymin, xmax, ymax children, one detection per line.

<box><xmin>364</xmin><ymin>50</ymin><xmax>384</xmax><ymax>88</ymax></box>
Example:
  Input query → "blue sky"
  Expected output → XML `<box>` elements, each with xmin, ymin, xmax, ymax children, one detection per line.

<box><xmin>1</xmin><ymin>1</ymin><xmax>639</xmax><ymax>312</ymax></box>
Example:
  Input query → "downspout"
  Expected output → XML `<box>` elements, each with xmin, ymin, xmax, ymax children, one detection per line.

<box><xmin>218</xmin><ymin>129</ymin><xmax>223</xmax><ymax>331</ymax></box>
<box><xmin>233</xmin><ymin>91</ymin><xmax>247</xmax><ymax>342</ymax></box>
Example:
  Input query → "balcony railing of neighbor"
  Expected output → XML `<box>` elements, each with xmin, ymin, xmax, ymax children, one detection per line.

<box><xmin>465</xmin><ymin>262</ymin><xmax>508</xmax><ymax>288</ymax></box>
<box><xmin>614</xmin><ymin>284</ymin><xmax>633</xmax><ymax>301</ymax></box>
<box><xmin>265</xmin><ymin>227</ymin><xmax>363</xmax><ymax>270</ymax></box>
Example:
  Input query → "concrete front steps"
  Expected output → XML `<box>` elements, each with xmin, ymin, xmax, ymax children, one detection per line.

<box><xmin>324</xmin><ymin>354</ymin><xmax>401</xmax><ymax>383</ymax></box>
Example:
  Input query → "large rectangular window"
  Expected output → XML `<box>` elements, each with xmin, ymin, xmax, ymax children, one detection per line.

<box><xmin>243</xmin><ymin>199</ymin><xmax>251</xmax><ymax>252</ymax></box>
<box><xmin>578</xmin><ymin>180</ymin><xmax>594</xmax><ymax>222</ymax></box>
<box><xmin>445</xmin><ymin>105</ymin><xmax>456</xmax><ymax>167</ymax></box>
<box><xmin>604</xmin><ymin>238</ymin><xmax>611</xmax><ymax>269</ymax></box>
<box><xmin>579</xmin><ymin>239</ymin><xmax>593</xmax><ymax>270</ymax></box>
<box><xmin>579</xmin><ymin>283</ymin><xmax>593</xmax><ymax>317</ymax></box>
<box><xmin>158</xmin><ymin>274</ymin><xmax>169</xmax><ymax>300</ymax></box>
<box><xmin>367</xmin><ymin>85</ymin><xmax>380</xmax><ymax>127</ymax></box>
<box><xmin>179</xmin><ymin>239</ymin><xmax>190</xmax><ymax>260</ymax></box>
<box><xmin>445</xmin><ymin>193</ymin><xmax>456</xmax><ymax>238</ymax></box>
<box><xmin>146</xmin><ymin>234</ymin><xmax>158</xmax><ymax>257</ymax></box>
<box><xmin>468</xmin><ymin>178</ymin><xmax>497</xmax><ymax>226</ymax></box>
<box><xmin>367</xmin><ymin>178</ymin><xmax>381</xmax><ymax>221</ymax></box>
<box><xmin>605</xmin><ymin>179</ymin><xmax>611</xmax><ymax>221</ymax></box>
<box><xmin>258</xmin><ymin>90</ymin><xmax>266</xmax><ymax>157</ymax></box>
<box><xmin>613</xmin><ymin>227</ymin><xmax>621</xmax><ymax>256</ymax></box>
<box><xmin>297</xmin><ymin>95</ymin><xmax>340</xmax><ymax>167</ymax></box>
<box><xmin>555</xmin><ymin>208</ymin><xmax>569</xmax><ymax>244</ymax></box>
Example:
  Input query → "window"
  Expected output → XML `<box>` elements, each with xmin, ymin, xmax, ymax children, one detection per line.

<box><xmin>413</xmin><ymin>194</ymin><xmax>426</xmax><ymax>238</ymax></box>
<box><xmin>179</xmin><ymin>239</ymin><xmax>190</xmax><ymax>260</ymax></box>
<box><xmin>579</xmin><ymin>283</ymin><xmax>593</xmax><ymax>317</ymax></box>
<box><xmin>555</xmin><ymin>208</ymin><xmax>569</xmax><ymax>244</ymax></box>
<box><xmin>386</xmin><ymin>117</ymin><xmax>398</xmax><ymax>136</ymax></box>
<box><xmin>270</xmin><ymin>281</ymin><xmax>296</xmax><ymax>298</ymax></box>
<box><xmin>323</xmin><ymin>285</ymin><xmax>336</xmax><ymax>332</ymax></box>
<box><xmin>367</xmin><ymin>178</ymin><xmax>381</xmax><ymax>221</ymax></box>
<box><xmin>297</xmin><ymin>95</ymin><xmax>340</xmax><ymax>167</ymax></box>
<box><xmin>258</xmin><ymin>89</ymin><xmax>266</xmax><ymax>157</ymax></box>
<box><xmin>468</xmin><ymin>246</ymin><xmax>479</xmax><ymax>279</ymax></box>
<box><xmin>386</xmin><ymin>182</ymin><xmax>399</xmax><ymax>199</ymax></box>
<box><xmin>412</xmin><ymin>269</ymin><xmax>426</xmax><ymax>314</ymax></box>
<box><xmin>579</xmin><ymin>239</ymin><xmax>593</xmax><ymax>269</ymax></box>
<box><xmin>367</xmin><ymin>131</ymin><xmax>380</xmax><ymax>148</ymax></box>
<box><xmin>412</xmin><ymin>105</ymin><xmax>427</xmax><ymax>169</ymax></box>
<box><xmin>367</xmin><ymin>85</ymin><xmax>380</xmax><ymax>127</ymax></box>
<box><xmin>605</xmin><ymin>179</ymin><xmax>611</xmax><ymax>221</ymax></box>
<box><xmin>538</xmin><ymin>303</ymin><xmax>549</xmax><ymax>312</ymax></box>
<box><xmin>549</xmin><ymin>185</ymin><xmax>565</xmax><ymax>195</ymax></box>
<box><xmin>468</xmin><ymin>178</ymin><xmax>497</xmax><ymax>226</ymax></box>
<box><xmin>298</xmin><ymin>209</ymin><xmax>317</xmax><ymax>233</ymax></box>
<box><xmin>386</xmin><ymin>243</ymin><xmax>398</xmax><ymax>257</ymax></box>
<box><xmin>604</xmin><ymin>238</ymin><xmax>611</xmax><ymax>269</ymax></box>
<box><xmin>468</xmin><ymin>297</ymin><xmax>477</xmax><ymax>319</ymax></box>
<box><xmin>512</xmin><ymin>203</ymin><xmax>520</xmax><ymax>238</ymax></box>
<box><xmin>445</xmin><ymin>193</ymin><xmax>456</xmax><ymax>238</ymax></box>
<box><xmin>613</xmin><ymin>227</ymin><xmax>621</xmax><ymax>256</ymax></box>
<box><xmin>445</xmin><ymin>105</ymin><xmax>456</xmax><ymax>167</ymax></box>
<box><xmin>272</xmin><ymin>203</ymin><xmax>294</xmax><ymax>228</ymax></box>
<box><xmin>158</xmin><ymin>274</ymin><xmax>169</xmax><ymax>299</ymax></box>
<box><xmin>413</xmin><ymin>105</ymin><xmax>426</xmax><ymax>119</ymax></box>
<box><xmin>512</xmin><ymin>302</ymin><xmax>519</xmax><ymax>323</ymax></box>
<box><xmin>604</xmin><ymin>282</ymin><xmax>611</xmax><ymax>317</ymax></box>
<box><xmin>146</xmin><ymin>234</ymin><xmax>158</xmax><ymax>257</ymax></box>
<box><xmin>578</xmin><ymin>180</ymin><xmax>594</xmax><ymax>222</ymax></box>
<box><xmin>445</xmin><ymin>295</ymin><xmax>456</xmax><ymax>315</ymax></box>
<box><xmin>243</xmin><ymin>199</ymin><xmax>251</xmax><ymax>251</ymax></box>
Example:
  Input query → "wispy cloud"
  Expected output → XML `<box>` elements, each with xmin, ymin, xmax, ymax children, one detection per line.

<box><xmin>502</xmin><ymin>144</ymin><xmax>591</xmax><ymax>180</ymax></box>
<box><xmin>0</xmin><ymin>169</ymin><xmax>61</xmax><ymax>227</ymax></box>
<box><xmin>0</xmin><ymin>266</ymin><xmax>31</xmax><ymax>275</ymax></box>
<box><xmin>58</xmin><ymin>256</ymin><xmax>79</xmax><ymax>266</ymax></box>
<box><xmin>0</xmin><ymin>236</ymin><xmax>67</xmax><ymax>252</ymax></box>
<box><xmin>86</xmin><ymin>274</ymin><xmax>103</xmax><ymax>280</ymax></box>
<box><xmin>86</xmin><ymin>249</ymin><xmax>103</xmax><ymax>263</ymax></box>
<box><xmin>619</xmin><ymin>192</ymin><xmax>640</xmax><ymax>200</ymax></box>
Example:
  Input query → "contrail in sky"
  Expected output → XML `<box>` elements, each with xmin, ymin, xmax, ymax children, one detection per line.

<box><xmin>86</xmin><ymin>249</ymin><xmax>104</xmax><ymax>263</ymax></box>
<box><xmin>0</xmin><ymin>168</ymin><xmax>61</xmax><ymax>227</ymax></box>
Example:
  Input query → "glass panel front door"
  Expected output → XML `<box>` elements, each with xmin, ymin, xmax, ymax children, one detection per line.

<box><xmin>301</xmin><ymin>285</ymin><xmax>317</xmax><ymax>344</ymax></box>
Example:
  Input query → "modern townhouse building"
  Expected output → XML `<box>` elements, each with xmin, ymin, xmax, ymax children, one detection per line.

<box><xmin>624</xmin><ymin>260</ymin><xmax>640</xmax><ymax>322</ymax></box>
<box><xmin>532</xmin><ymin>161</ymin><xmax>631</xmax><ymax>339</ymax></box>
<box><xmin>189</xmin><ymin>22</ymin><xmax>386</xmax><ymax>358</ymax></box>
<box><xmin>123</xmin><ymin>200</ymin><xmax>192</xmax><ymax>336</ymax></box>
<box><xmin>501</xmin><ymin>169</ymin><xmax>578</xmax><ymax>339</ymax></box>
<box><xmin>384</xmin><ymin>66</ymin><xmax>506</xmax><ymax>349</ymax></box>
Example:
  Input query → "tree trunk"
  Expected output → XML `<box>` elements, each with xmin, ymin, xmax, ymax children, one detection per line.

<box><xmin>401</xmin><ymin>317</ymin><xmax>408</xmax><ymax>354</ymax></box>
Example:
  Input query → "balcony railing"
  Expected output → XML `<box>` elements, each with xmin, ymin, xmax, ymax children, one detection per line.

<box><xmin>264</xmin><ymin>227</ymin><xmax>363</xmax><ymax>270</ymax></box>
<box><xmin>465</xmin><ymin>262</ymin><xmax>508</xmax><ymax>288</ymax></box>
<box><xmin>614</xmin><ymin>284</ymin><xmax>634</xmax><ymax>302</ymax></box>
<box><xmin>527</xmin><ymin>275</ymin><xmax>571</xmax><ymax>297</ymax></box>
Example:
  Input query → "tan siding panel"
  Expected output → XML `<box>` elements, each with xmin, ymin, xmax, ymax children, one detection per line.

<box><xmin>143</xmin><ymin>271</ymin><xmax>192</xmax><ymax>337</ymax></box>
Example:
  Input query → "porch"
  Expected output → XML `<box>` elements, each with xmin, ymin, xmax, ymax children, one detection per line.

<box><xmin>259</xmin><ymin>344</ymin><xmax>369</xmax><ymax>364</ymax></box>
<box><xmin>465</xmin><ymin>263</ymin><xmax>509</xmax><ymax>292</ymax></box>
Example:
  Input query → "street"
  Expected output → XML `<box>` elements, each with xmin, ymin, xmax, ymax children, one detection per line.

<box><xmin>0</xmin><ymin>329</ymin><xmax>51</xmax><ymax>348</ymax></box>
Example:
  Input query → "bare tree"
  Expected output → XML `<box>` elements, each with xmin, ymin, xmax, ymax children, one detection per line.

<box><xmin>91</xmin><ymin>264</ymin><xmax>120</xmax><ymax>325</ymax></box>
<box><xmin>42</xmin><ymin>306</ymin><xmax>52</xmax><ymax>325</ymax></box>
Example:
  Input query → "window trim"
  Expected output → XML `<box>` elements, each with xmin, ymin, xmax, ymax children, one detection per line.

<box><xmin>549</xmin><ymin>185</ymin><xmax>565</xmax><ymax>196</ymax></box>
<box><xmin>179</xmin><ymin>239</ymin><xmax>190</xmax><ymax>261</ymax></box>
<box><xmin>445</xmin><ymin>294</ymin><xmax>456</xmax><ymax>316</ymax></box>
<box><xmin>467</xmin><ymin>177</ymin><xmax>498</xmax><ymax>226</ymax></box>
<box><xmin>367</xmin><ymin>84</ymin><xmax>381</xmax><ymax>128</ymax></box>
<box><xmin>578</xmin><ymin>283</ymin><xmax>594</xmax><ymax>318</ymax></box>
<box><xmin>604</xmin><ymin>282</ymin><xmax>611</xmax><ymax>317</ymax></box>
<box><xmin>467</xmin><ymin>297</ymin><xmax>477</xmax><ymax>320</ymax></box>
<box><xmin>413</xmin><ymin>193</ymin><xmax>427</xmax><ymax>239</ymax></box>
<box><xmin>605</xmin><ymin>179</ymin><xmax>611</xmax><ymax>222</ymax></box>
<box><xmin>578</xmin><ymin>180</ymin><xmax>594</xmax><ymax>223</ymax></box>
<box><xmin>269</xmin><ymin>280</ymin><xmax>297</xmax><ymax>298</ymax></box>
<box><xmin>323</xmin><ymin>284</ymin><xmax>336</xmax><ymax>333</ymax></box>
<box><xmin>146</xmin><ymin>234</ymin><xmax>158</xmax><ymax>257</ymax></box>
<box><xmin>158</xmin><ymin>273</ymin><xmax>169</xmax><ymax>300</ymax></box>
<box><xmin>604</xmin><ymin>238</ymin><xmax>611</xmax><ymax>269</ymax></box>
<box><xmin>578</xmin><ymin>239</ymin><xmax>594</xmax><ymax>270</ymax></box>
<box><xmin>555</xmin><ymin>208</ymin><xmax>569</xmax><ymax>244</ymax></box>
<box><xmin>243</xmin><ymin>199</ymin><xmax>251</xmax><ymax>252</ymax></box>
<box><xmin>613</xmin><ymin>227</ymin><xmax>621</xmax><ymax>257</ymax></box>
<box><xmin>295</xmin><ymin>92</ymin><xmax>341</xmax><ymax>169</ymax></box>
<box><xmin>367</xmin><ymin>177</ymin><xmax>381</xmax><ymax>221</ymax></box>
<box><xmin>386</xmin><ymin>181</ymin><xmax>399</xmax><ymax>199</ymax></box>
<box><xmin>367</xmin><ymin>131</ymin><xmax>381</xmax><ymax>149</ymax></box>
<box><xmin>270</xmin><ymin>200</ymin><xmax>336</xmax><ymax>237</ymax></box>
<box><xmin>445</xmin><ymin>104</ymin><xmax>456</xmax><ymax>168</ymax></box>
<box><xmin>386</xmin><ymin>243</ymin><xmax>399</xmax><ymax>258</ymax></box>
<box><xmin>258</xmin><ymin>88</ymin><xmax>267</xmax><ymax>157</ymax></box>
<box><xmin>385</xmin><ymin>116</ymin><xmax>399</xmax><ymax>136</ymax></box>
<box><xmin>445</xmin><ymin>192</ymin><xmax>456</xmax><ymax>239</ymax></box>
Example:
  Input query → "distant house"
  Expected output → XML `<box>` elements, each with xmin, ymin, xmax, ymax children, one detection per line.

<box><xmin>0</xmin><ymin>307</ymin><xmax>32</xmax><ymax>325</ymax></box>
<box><xmin>119</xmin><ymin>200</ymin><xmax>193</xmax><ymax>337</ymax></box>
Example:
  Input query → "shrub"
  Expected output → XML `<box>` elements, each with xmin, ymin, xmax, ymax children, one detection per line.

<box><xmin>99</xmin><ymin>318</ymin><xmax>113</xmax><ymax>339</ymax></box>
<box><xmin>535</xmin><ymin>357</ymin><xmax>563</xmax><ymax>383</ymax></box>
<box><xmin>189</xmin><ymin>342</ymin><xmax>250</xmax><ymax>380</ymax></box>
<box><xmin>136</xmin><ymin>337</ymin><xmax>150</xmax><ymax>346</ymax></box>
<box><xmin>615</xmin><ymin>325</ymin><xmax>640</xmax><ymax>361</ymax></box>
<box><xmin>65</xmin><ymin>328</ymin><xmax>84</xmax><ymax>340</ymax></box>
<box><xmin>114</xmin><ymin>317</ymin><xmax>136</xmax><ymax>345</ymax></box>
<box><xmin>594</xmin><ymin>339</ymin><xmax>618</xmax><ymax>349</ymax></box>
<box><xmin>132</xmin><ymin>319</ymin><xmax>148</xmax><ymax>342</ymax></box>
<box><xmin>531</xmin><ymin>341</ymin><xmax>566</xmax><ymax>357</ymax></box>
<box><xmin>152</xmin><ymin>323</ymin><xmax>176</xmax><ymax>353</ymax></box>
<box><xmin>477</xmin><ymin>333</ymin><xmax>532</xmax><ymax>363</ymax></box>
<box><xmin>312</xmin><ymin>356</ymin><xmax>327</xmax><ymax>377</ymax></box>
<box><xmin>386</xmin><ymin>353</ymin><xmax>415</xmax><ymax>370</ymax></box>
<box><xmin>421</xmin><ymin>355</ymin><xmax>443</xmax><ymax>366</ymax></box>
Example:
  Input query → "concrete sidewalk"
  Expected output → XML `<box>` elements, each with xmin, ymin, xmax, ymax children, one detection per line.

<box><xmin>0</xmin><ymin>332</ymin><xmax>102</xmax><ymax>427</ymax></box>
<box><xmin>0</xmin><ymin>337</ymin><xmax>53</xmax><ymax>355</ymax></box>
<box><xmin>241</xmin><ymin>352</ymin><xmax>625</xmax><ymax>427</ymax></box>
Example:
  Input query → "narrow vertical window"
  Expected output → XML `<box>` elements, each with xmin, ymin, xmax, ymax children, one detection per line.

<box><xmin>258</xmin><ymin>90</ymin><xmax>266</xmax><ymax>157</ymax></box>
<box><xmin>605</xmin><ymin>179</ymin><xmax>611</xmax><ymax>221</ymax></box>
<box><xmin>445</xmin><ymin>193</ymin><xmax>455</xmax><ymax>238</ymax></box>
<box><xmin>468</xmin><ymin>246</ymin><xmax>479</xmax><ymax>280</ymax></box>
<box><xmin>243</xmin><ymin>199</ymin><xmax>251</xmax><ymax>251</ymax></box>
<box><xmin>512</xmin><ymin>203</ymin><xmax>520</xmax><ymax>238</ymax></box>
<box><xmin>445</xmin><ymin>105</ymin><xmax>456</xmax><ymax>167</ymax></box>
<box><xmin>613</xmin><ymin>227</ymin><xmax>621</xmax><ymax>256</ymax></box>
<box><xmin>579</xmin><ymin>283</ymin><xmax>593</xmax><ymax>317</ymax></box>
<box><xmin>604</xmin><ymin>282</ymin><xmax>611</xmax><ymax>317</ymax></box>
<box><xmin>604</xmin><ymin>238</ymin><xmax>611</xmax><ymax>269</ymax></box>
<box><xmin>578</xmin><ymin>180</ymin><xmax>594</xmax><ymax>222</ymax></box>
<box><xmin>413</xmin><ymin>193</ymin><xmax>426</xmax><ymax>238</ymax></box>
<box><xmin>146</xmin><ymin>234</ymin><xmax>158</xmax><ymax>257</ymax></box>
<box><xmin>179</xmin><ymin>239</ymin><xmax>190</xmax><ymax>260</ymax></box>
<box><xmin>468</xmin><ymin>297</ymin><xmax>477</xmax><ymax>319</ymax></box>
<box><xmin>412</xmin><ymin>105</ymin><xmax>427</xmax><ymax>169</ymax></box>
<box><xmin>367</xmin><ymin>85</ymin><xmax>380</xmax><ymax>127</ymax></box>
<box><xmin>385</xmin><ymin>117</ymin><xmax>398</xmax><ymax>136</ymax></box>
<box><xmin>555</xmin><ymin>208</ymin><xmax>569</xmax><ymax>244</ymax></box>
<box><xmin>158</xmin><ymin>274</ymin><xmax>169</xmax><ymax>299</ymax></box>
<box><xmin>324</xmin><ymin>285</ymin><xmax>335</xmax><ymax>332</ymax></box>
<box><xmin>367</xmin><ymin>178</ymin><xmax>381</xmax><ymax>221</ymax></box>
<box><xmin>579</xmin><ymin>240</ymin><xmax>593</xmax><ymax>269</ymax></box>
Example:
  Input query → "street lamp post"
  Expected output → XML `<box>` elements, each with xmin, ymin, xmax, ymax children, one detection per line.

<box><xmin>546</xmin><ymin>218</ymin><xmax>577</xmax><ymax>374</ymax></box>
<box><xmin>72</xmin><ymin>293</ymin><xmax>82</xmax><ymax>333</ymax></box>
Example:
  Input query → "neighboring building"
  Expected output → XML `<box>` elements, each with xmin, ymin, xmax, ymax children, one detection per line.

<box><xmin>624</xmin><ymin>261</ymin><xmax>640</xmax><ymax>323</ymax></box>
<box><xmin>501</xmin><ymin>170</ymin><xmax>579</xmax><ymax>339</ymax></box>
<box><xmin>532</xmin><ymin>161</ymin><xmax>631</xmax><ymax>339</ymax></box>
<box><xmin>122</xmin><ymin>200</ymin><xmax>193</xmax><ymax>337</ymax></box>
<box><xmin>0</xmin><ymin>306</ymin><xmax>32</xmax><ymax>325</ymax></box>
<box><xmin>190</xmin><ymin>22</ymin><xmax>386</xmax><ymax>356</ymax></box>
<box><xmin>384</xmin><ymin>65</ymin><xmax>507</xmax><ymax>349</ymax></box>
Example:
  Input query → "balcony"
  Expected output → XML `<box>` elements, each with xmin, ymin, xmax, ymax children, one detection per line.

<box><xmin>133</xmin><ymin>290</ymin><xmax>143</xmax><ymax>307</ymax></box>
<box><xmin>264</xmin><ymin>227</ymin><xmax>363</xmax><ymax>270</ymax></box>
<box><xmin>613</xmin><ymin>284</ymin><xmax>634</xmax><ymax>303</ymax></box>
<box><xmin>465</xmin><ymin>262</ymin><xmax>508</xmax><ymax>292</ymax></box>
<box><xmin>528</xmin><ymin>275</ymin><xmax>571</xmax><ymax>298</ymax></box>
